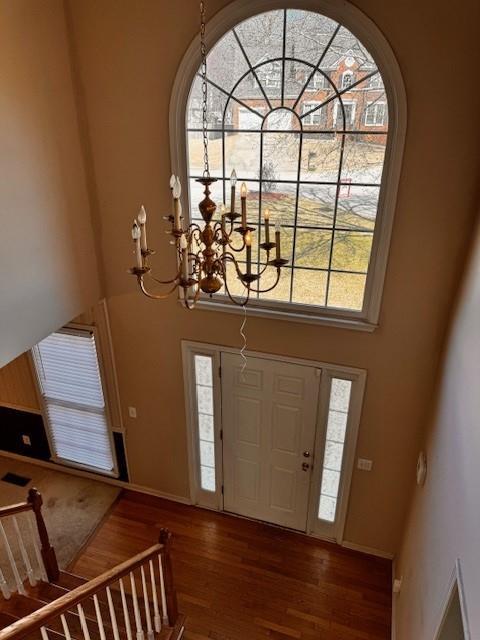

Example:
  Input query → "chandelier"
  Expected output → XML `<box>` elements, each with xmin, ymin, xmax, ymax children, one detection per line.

<box><xmin>129</xmin><ymin>1</ymin><xmax>288</xmax><ymax>309</ymax></box>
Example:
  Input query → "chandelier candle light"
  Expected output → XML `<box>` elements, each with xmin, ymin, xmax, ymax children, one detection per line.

<box><xmin>128</xmin><ymin>1</ymin><xmax>288</xmax><ymax>309</ymax></box>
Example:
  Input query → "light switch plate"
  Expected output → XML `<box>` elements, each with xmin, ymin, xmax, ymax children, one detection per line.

<box><xmin>357</xmin><ymin>458</ymin><xmax>373</xmax><ymax>471</ymax></box>
<box><xmin>128</xmin><ymin>406</ymin><xmax>137</xmax><ymax>419</ymax></box>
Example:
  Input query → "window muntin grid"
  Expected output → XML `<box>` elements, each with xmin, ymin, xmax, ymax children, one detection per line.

<box><xmin>186</xmin><ymin>9</ymin><xmax>389</xmax><ymax>313</ymax></box>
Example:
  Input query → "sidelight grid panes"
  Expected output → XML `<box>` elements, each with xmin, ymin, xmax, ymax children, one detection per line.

<box><xmin>186</xmin><ymin>9</ymin><xmax>389</xmax><ymax>312</ymax></box>
<box><xmin>318</xmin><ymin>378</ymin><xmax>352</xmax><ymax>522</ymax></box>
<box><xmin>194</xmin><ymin>355</ymin><xmax>216</xmax><ymax>492</ymax></box>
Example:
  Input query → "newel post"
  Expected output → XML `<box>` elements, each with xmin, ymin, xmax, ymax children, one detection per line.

<box><xmin>27</xmin><ymin>488</ymin><xmax>59</xmax><ymax>582</ymax></box>
<box><xmin>159</xmin><ymin>528</ymin><xmax>178</xmax><ymax>626</ymax></box>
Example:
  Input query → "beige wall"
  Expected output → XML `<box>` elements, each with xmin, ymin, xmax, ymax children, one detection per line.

<box><xmin>65</xmin><ymin>0</ymin><xmax>480</xmax><ymax>554</ymax></box>
<box><xmin>395</xmin><ymin>220</ymin><xmax>480</xmax><ymax>638</ymax></box>
<box><xmin>0</xmin><ymin>0</ymin><xmax>102</xmax><ymax>367</ymax></box>
<box><xmin>0</xmin><ymin>353</ymin><xmax>40</xmax><ymax>413</ymax></box>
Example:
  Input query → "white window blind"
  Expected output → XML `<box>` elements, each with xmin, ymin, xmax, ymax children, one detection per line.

<box><xmin>32</xmin><ymin>329</ymin><xmax>116</xmax><ymax>475</ymax></box>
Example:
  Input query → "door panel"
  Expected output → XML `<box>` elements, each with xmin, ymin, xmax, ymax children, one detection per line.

<box><xmin>222</xmin><ymin>353</ymin><xmax>320</xmax><ymax>531</ymax></box>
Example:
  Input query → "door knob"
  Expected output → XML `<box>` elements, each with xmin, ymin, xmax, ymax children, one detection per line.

<box><xmin>303</xmin><ymin>451</ymin><xmax>311</xmax><ymax>458</ymax></box>
<box><xmin>302</xmin><ymin>462</ymin><xmax>310</xmax><ymax>471</ymax></box>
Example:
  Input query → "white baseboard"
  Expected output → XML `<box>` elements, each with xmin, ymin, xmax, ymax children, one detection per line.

<box><xmin>0</xmin><ymin>450</ymin><xmax>191</xmax><ymax>506</ymax></box>
<box><xmin>341</xmin><ymin>539</ymin><xmax>394</xmax><ymax>560</ymax></box>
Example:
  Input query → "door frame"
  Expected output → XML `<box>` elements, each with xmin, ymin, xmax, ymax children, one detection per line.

<box><xmin>181</xmin><ymin>340</ymin><xmax>366</xmax><ymax>544</ymax></box>
<box><xmin>433</xmin><ymin>558</ymin><xmax>471</xmax><ymax>640</ymax></box>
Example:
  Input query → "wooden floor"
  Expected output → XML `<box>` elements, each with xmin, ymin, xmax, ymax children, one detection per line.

<box><xmin>71</xmin><ymin>491</ymin><xmax>392</xmax><ymax>640</ymax></box>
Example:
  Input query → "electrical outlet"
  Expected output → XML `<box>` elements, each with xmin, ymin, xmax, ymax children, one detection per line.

<box><xmin>357</xmin><ymin>458</ymin><xmax>373</xmax><ymax>471</ymax></box>
<box><xmin>22</xmin><ymin>434</ymin><xmax>32</xmax><ymax>446</ymax></box>
<box><xmin>128</xmin><ymin>406</ymin><xmax>137</xmax><ymax>419</ymax></box>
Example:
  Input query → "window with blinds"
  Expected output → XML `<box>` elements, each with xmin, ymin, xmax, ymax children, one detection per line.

<box><xmin>32</xmin><ymin>328</ymin><xmax>117</xmax><ymax>475</ymax></box>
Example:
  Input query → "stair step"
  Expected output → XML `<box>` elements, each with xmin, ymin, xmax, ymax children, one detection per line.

<box><xmin>27</xmin><ymin>582</ymin><xmax>122</xmax><ymax>632</ymax></box>
<box><xmin>4</xmin><ymin>594</ymin><xmax>107</xmax><ymax>640</ymax></box>
<box><xmin>0</xmin><ymin>609</ymin><xmax>66</xmax><ymax>640</ymax></box>
<box><xmin>0</xmin><ymin>611</ymin><xmax>18</xmax><ymax>629</ymax></box>
<box><xmin>52</xmin><ymin>571</ymin><xmax>87</xmax><ymax>591</ymax></box>
<box><xmin>0</xmin><ymin>595</ymin><xmax>180</xmax><ymax>640</ymax></box>
<box><xmin>53</xmin><ymin>572</ymin><xmax>140</xmax><ymax>615</ymax></box>
<box><xmin>24</xmin><ymin>629</ymin><xmax>68</xmax><ymax>640</ymax></box>
<box><xmin>52</xmin><ymin>571</ymin><xmax>161</xmax><ymax>631</ymax></box>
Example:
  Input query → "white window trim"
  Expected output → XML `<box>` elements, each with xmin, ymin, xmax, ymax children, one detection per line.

<box><xmin>170</xmin><ymin>0</ymin><xmax>407</xmax><ymax>331</ymax></box>
<box><xmin>182</xmin><ymin>340</ymin><xmax>366</xmax><ymax>544</ymax></box>
<box><xmin>302</xmin><ymin>101</ymin><xmax>322</xmax><ymax>124</ymax></box>
<box><xmin>369</xmin><ymin>74</ymin><xmax>383</xmax><ymax>89</ymax></box>
<box><xmin>305</xmin><ymin>74</ymin><xmax>325</xmax><ymax>90</ymax></box>
<box><xmin>333</xmin><ymin>99</ymin><xmax>357</xmax><ymax>125</ymax></box>
<box><xmin>307</xmin><ymin>368</ymin><xmax>365</xmax><ymax>542</ymax></box>
<box><xmin>364</xmin><ymin>100</ymin><xmax>386</xmax><ymax>126</ymax></box>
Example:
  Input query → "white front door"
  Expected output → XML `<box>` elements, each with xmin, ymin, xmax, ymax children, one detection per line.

<box><xmin>221</xmin><ymin>353</ymin><xmax>320</xmax><ymax>531</ymax></box>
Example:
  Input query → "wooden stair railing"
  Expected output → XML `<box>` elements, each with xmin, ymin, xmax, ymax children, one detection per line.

<box><xmin>0</xmin><ymin>489</ymin><xmax>59</xmax><ymax>597</ymax></box>
<box><xmin>0</xmin><ymin>529</ymin><xmax>182</xmax><ymax>640</ymax></box>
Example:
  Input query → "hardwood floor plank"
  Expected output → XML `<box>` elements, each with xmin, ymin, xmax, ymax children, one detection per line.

<box><xmin>71</xmin><ymin>491</ymin><xmax>392</xmax><ymax>640</ymax></box>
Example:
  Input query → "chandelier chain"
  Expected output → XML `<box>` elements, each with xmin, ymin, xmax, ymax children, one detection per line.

<box><xmin>200</xmin><ymin>0</ymin><xmax>210</xmax><ymax>178</ymax></box>
<box><xmin>128</xmin><ymin>0</ymin><xmax>288</xmax><ymax>310</ymax></box>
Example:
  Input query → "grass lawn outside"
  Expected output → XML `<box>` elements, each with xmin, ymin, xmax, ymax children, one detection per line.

<box><xmin>187</xmin><ymin>133</ymin><xmax>385</xmax><ymax>311</ymax></box>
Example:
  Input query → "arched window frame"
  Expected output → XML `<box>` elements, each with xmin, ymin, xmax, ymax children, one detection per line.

<box><xmin>170</xmin><ymin>0</ymin><xmax>407</xmax><ymax>331</ymax></box>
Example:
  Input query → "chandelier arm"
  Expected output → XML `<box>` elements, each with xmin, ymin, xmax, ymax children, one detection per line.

<box><xmin>148</xmin><ymin>271</ymin><xmax>181</xmax><ymax>285</ymax></box>
<box><xmin>188</xmin><ymin>222</ymin><xmax>202</xmax><ymax>232</ymax></box>
<box><xmin>213</xmin><ymin>226</ymin><xmax>225</xmax><ymax>245</ymax></box>
<box><xmin>248</xmin><ymin>268</ymin><xmax>282</xmax><ymax>294</ymax></box>
<box><xmin>216</xmin><ymin>257</ymin><xmax>251</xmax><ymax>307</ymax></box>
<box><xmin>225</xmin><ymin>217</ymin><xmax>235</xmax><ymax>236</ymax></box>
<box><xmin>226</xmin><ymin>237</ymin><xmax>246</xmax><ymax>253</ymax></box>
<box><xmin>182</xmin><ymin>281</ymin><xmax>201</xmax><ymax>309</ymax></box>
<box><xmin>224</xmin><ymin>281</ymin><xmax>251</xmax><ymax>307</ymax></box>
<box><xmin>218</xmin><ymin>252</ymin><xmax>245</xmax><ymax>280</ymax></box>
<box><xmin>137</xmin><ymin>277</ymin><xmax>179</xmax><ymax>300</ymax></box>
<box><xmin>189</xmin><ymin>253</ymin><xmax>204</xmax><ymax>276</ymax></box>
<box><xmin>256</xmin><ymin>255</ymin><xmax>272</xmax><ymax>277</ymax></box>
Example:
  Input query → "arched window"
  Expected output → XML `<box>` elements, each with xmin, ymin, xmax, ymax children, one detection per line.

<box><xmin>172</xmin><ymin>2</ymin><xmax>406</xmax><ymax>329</ymax></box>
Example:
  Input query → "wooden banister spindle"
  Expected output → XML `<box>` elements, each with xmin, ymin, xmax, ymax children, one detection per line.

<box><xmin>0</xmin><ymin>520</ymin><xmax>25</xmax><ymax>595</ymax></box>
<box><xmin>148</xmin><ymin>559</ymin><xmax>161</xmax><ymax>633</ymax></box>
<box><xmin>0</xmin><ymin>567</ymin><xmax>11</xmax><ymax>600</ymax></box>
<box><xmin>40</xmin><ymin>627</ymin><xmax>50</xmax><ymax>640</ymax></box>
<box><xmin>130</xmin><ymin>570</ymin><xmax>145</xmax><ymax>640</ymax></box>
<box><xmin>77</xmin><ymin>603</ymin><xmax>92</xmax><ymax>640</ymax></box>
<box><xmin>106</xmin><ymin>586</ymin><xmax>121</xmax><ymax>640</ymax></box>
<box><xmin>60</xmin><ymin>614</ymin><xmax>73</xmax><ymax>640</ymax></box>
<box><xmin>12</xmin><ymin>516</ymin><xmax>36</xmax><ymax>587</ymax></box>
<box><xmin>28</xmin><ymin>513</ymin><xmax>47</xmax><ymax>582</ymax></box>
<box><xmin>119</xmin><ymin>578</ymin><xmax>133</xmax><ymax>640</ymax></box>
<box><xmin>140</xmin><ymin>566</ymin><xmax>154</xmax><ymax>640</ymax></box>
<box><xmin>157</xmin><ymin>556</ymin><xmax>168</xmax><ymax>626</ymax></box>
<box><xmin>27</xmin><ymin>488</ymin><xmax>59</xmax><ymax>582</ymax></box>
<box><xmin>93</xmin><ymin>594</ymin><xmax>107</xmax><ymax>640</ymax></box>
<box><xmin>159</xmin><ymin>529</ymin><xmax>178</xmax><ymax>627</ymax></box>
